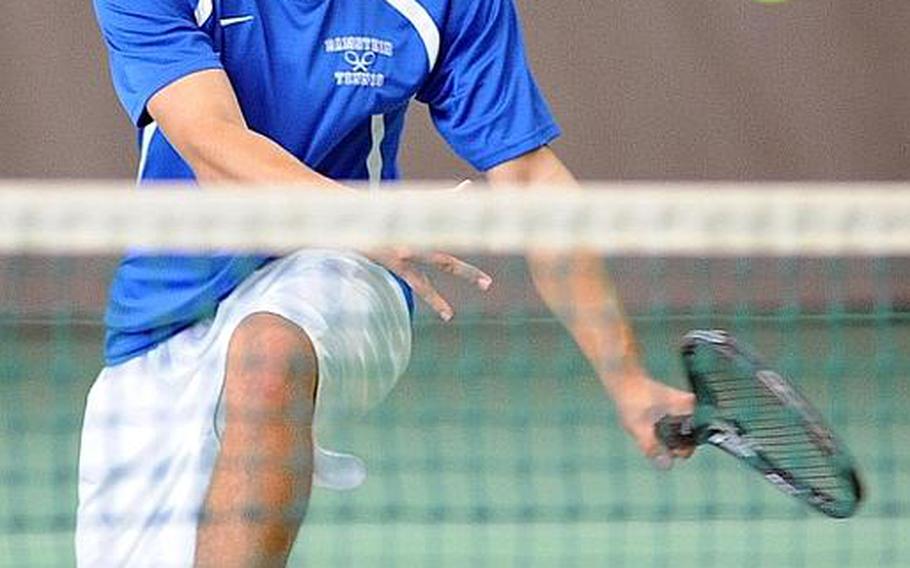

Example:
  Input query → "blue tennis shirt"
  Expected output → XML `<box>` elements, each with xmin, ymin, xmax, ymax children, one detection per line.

<box><xmin>95</xmin><ymin>0</ymin><xmax>560</xmax><ymax>365</ymax></box>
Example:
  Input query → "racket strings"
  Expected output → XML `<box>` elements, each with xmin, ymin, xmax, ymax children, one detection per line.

<box><xmin>698</xmin><ymin>362</ymin><xmax>855</xmax><ymax>501</ymax></box>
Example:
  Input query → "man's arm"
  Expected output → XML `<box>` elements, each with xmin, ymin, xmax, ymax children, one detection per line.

<box><xmin>149</xmin><ymin>68</ymin><xmax>490</xmax><ymax>319</ymax></box>
<box><xmin>486</xmin><ymin>147</ymin><xmax>695</xmax><ymax>461</ymax></box>
<box><xmin>147</xmin><ymin>69</ymin><xmax>345</xmax><ymax>186</ymax></box>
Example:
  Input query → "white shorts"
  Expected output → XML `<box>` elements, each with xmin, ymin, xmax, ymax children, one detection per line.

<box><xmin>75</xmin><ymin>250</ymin><xmax>412</xmax><ymax>567</ymax></box>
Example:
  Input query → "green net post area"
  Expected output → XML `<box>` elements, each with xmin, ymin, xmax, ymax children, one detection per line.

<box><xmin>0</xmin><ymin>185</ymin><xmax>908</xmax><ymax>566</ymax></box>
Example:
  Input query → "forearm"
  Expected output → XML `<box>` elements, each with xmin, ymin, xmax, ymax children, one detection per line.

<box><xmin>148</xmin><ymin>69</ymin><xmax>345</xmax><ymax>189</ymax></box>
<box><xmin>527</xmin><ymin>251</ymin><xmax>644</xmax><ymax>392</ymax></box>
<box><xmin>487</xmin><ymin>148</ymin><xmax>647</xmax><ymax>396</ymax></box>
<box><xmin>181</xmin><ymin>120</ymin><xmax>341</xmax><ymax>186</ymax></box>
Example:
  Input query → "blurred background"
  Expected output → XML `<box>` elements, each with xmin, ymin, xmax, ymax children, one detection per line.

<box><xmin>2</xmin><ymin>1</ymin><xmax>910</xmax><ymax>180</ymax></box>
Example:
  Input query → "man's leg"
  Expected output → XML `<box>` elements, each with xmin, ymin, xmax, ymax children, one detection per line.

<box><xmin>195</xmin><ymin>313</ymin><xmax>318</xmax><ymax>567</ymax></box>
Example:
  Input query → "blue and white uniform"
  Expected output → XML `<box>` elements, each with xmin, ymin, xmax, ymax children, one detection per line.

<box><xmin>79</xmin><ymin>0</ymin><xmax>559</xmax><ymax>565</ymax></box>
<box><xmin>99</xmin><ymin>0</ymin><xmax>558</xmax><ymax>365</ymax></box>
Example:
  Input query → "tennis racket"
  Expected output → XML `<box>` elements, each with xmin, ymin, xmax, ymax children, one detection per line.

<box><xmin>655</xmin><ymin>330</ymin><xmax>863</xmax><ymax>518</ymax></box>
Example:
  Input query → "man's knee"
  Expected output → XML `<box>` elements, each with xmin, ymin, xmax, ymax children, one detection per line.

<box><xmin>225</xmin><ymin>313</ymin><xmax>318</xmax><ymax>414</ymax></box>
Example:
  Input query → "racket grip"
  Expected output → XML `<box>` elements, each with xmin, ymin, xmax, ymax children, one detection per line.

<box><xmin>655</xmin><ymin>415</ymin><xmax>697</xmax><ymax>450</ymax></box>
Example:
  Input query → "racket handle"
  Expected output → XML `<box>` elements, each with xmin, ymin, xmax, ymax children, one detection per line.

<box><xmin>655</xmin><ymin>415</ymin><xmax>697</xmax><ymax>450</ymax></box>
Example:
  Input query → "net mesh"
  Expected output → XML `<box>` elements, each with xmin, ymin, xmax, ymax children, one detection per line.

<box><xmin>1</xmin><ymin>183</ymin><xmax>908</xmax><ymax>566</ymax></box>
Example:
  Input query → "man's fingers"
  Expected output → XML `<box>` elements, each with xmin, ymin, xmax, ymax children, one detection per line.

<box><xmin>635</xmin><ymin>425</ymin><xmax>662</xmax><ymax>459</ymax></box>
<box><xmin>637</xmin><ymin>419</ymin><xmax>695</xmax><ymax>465</ymax></box>
<box><xmin>425</xmin><ymin>253</ymin><xmax>493</xmax><ymax>290</ymax></box>
<box><xmin>654</xmin><ymin>426</ymin><xmax>695</xmax><ymax>460</ymax></box>
<box><xmin>374</xmin><ymin>249</ymin><xmax>488</xmax><ymax>320</ymax></box>
<box><xmin>368</xmin><ymin>248</ymin><xmax>487</xmax><ymax>320</ymax></box>
<box><xmin>399</xmin><ymin>267</ymin><xmax>454</xmax><ymax>321</ymax></box>
<box><xmin>671</xmin><ymin>392</ymin><xmax>697</xmax><ymax>414</ymax></box>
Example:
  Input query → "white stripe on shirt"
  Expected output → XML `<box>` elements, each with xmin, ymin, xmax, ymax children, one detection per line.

<box><xmin>382</xmin><ymin>0</ymin><xmax>440</xmax><ymax>72</ymax></box>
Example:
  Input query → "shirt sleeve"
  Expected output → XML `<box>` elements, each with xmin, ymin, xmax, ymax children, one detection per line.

<box><xmin>416</xmin><ymin>0</ymin><xmax>561</xmax><ymax>171</ymax></box>
<box><xmin>93</xmin><ymin>0</ymin><xmax>223</xmax><ymax>127</ymax></box>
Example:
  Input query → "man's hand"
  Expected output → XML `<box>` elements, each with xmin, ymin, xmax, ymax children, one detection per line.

<box><xmin>367</xmin><ymin>248</ymin><xmax>492</xmax><ymax>321</ymax></box>
<box><xmin>610</xmin><ymin>373</ymin><xmax>696</xmax><ymax>466</ymax></box>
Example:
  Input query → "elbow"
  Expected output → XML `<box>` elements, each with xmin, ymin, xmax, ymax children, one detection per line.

<box><xmin>486</xmin><ymin>146</ymin><xmax>570</xmax><ymax>187</ymax></box>
<box><xmin>171</xmin><ymin>119</ymin><xmax>240</xmax><ymax>182</ymax></box>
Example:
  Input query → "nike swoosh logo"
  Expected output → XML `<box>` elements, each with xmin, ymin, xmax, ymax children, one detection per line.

<box><xmin>220</xmin><ymin>15</ymin><xmax>255</xmax><ymax>27</ymax></box>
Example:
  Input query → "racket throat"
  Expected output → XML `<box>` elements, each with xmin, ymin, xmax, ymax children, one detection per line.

<box><xmin>703</xmin><ymin>421</ymin><xmax>757</xmax><ymax>459</ymax></box>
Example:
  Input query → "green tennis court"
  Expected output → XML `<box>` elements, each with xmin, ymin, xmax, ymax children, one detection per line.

<box><xmin>2</xmin><ymin>311</ymin><xmax>907</xmax><ymax>566</ymax></box>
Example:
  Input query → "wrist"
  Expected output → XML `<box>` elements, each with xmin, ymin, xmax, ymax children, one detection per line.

<box><xmin>599</xmin><ymin>359</ymin><xmax>650</xmax><ymax>398</ymax></box>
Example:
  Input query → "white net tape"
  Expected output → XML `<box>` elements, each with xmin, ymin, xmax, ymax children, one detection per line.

<box><xmin>1</xmin><ymin>182</ymin><xmax>909</xmax><ymax>255</ymax></box>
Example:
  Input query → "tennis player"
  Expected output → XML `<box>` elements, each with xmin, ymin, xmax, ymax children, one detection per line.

<box><xmin>81</xmin><ymin>0</ymin><xmax>695</xmax><ymax>565</ymax></box>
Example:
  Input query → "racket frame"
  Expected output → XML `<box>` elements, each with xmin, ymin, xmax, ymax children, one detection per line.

<box><xmin>655</xmin><ymin>329</ymin><xmax>863</xmax><ymax>519</ymax></box>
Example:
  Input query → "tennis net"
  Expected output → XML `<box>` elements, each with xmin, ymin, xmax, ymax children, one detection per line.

<box><xmin>0</xmin><ymin>182</ymin><xmax>908</xmax><ymax>566</ymax></box>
